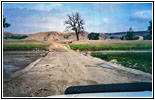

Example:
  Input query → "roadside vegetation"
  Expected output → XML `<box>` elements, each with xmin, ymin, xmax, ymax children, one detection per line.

<box><xmin>91</xmin><ymin>52</ymin><xmax>152</xmax><ymax>74</ymax></box>
<box><xmin>3</xmin><ymin>40</ymin><xmax>51</xmax><ymax>51</ymax></box>
<box><xmin>70</xmin><ymin>44</ymin><xmax>152</xmax><ymax>51</ymax></box>
<box><xmin>70</xmin><ymin>40</ymin><xmax>152</xmax><ymax>51</ymax></box>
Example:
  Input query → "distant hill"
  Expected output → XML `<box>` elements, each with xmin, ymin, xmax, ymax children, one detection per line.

<box><xmin>105</xmin><ymin>31</ymin><xmax>149</xmax><ymax>36</ymax></box>
<box><xmin>3</xmin><ymin>31</ymin><xmax>89</xmax><ymax>41</ymax></box>
<box><xmin>4</xmin><ymin>30</ymin><xmax>147</xmax><ymax>41</ymax></box>
<box><xmin>25</xmin><ymin>31</ymin><xmax>89</xmax><ymax>41</ymax></box>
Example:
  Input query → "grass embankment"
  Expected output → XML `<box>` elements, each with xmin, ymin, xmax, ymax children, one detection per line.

<box><xmin>3</xmin><ymin>40</ymin><xmax>51</xmax><ymax>51</ymax></box>
<box><xmin>91</xmin><ymin>52</ymin><xmax>152</xmax><ymax>74</ymax></box>
<box><xmin>70</xmin><ymin>44</ymin><xmax>152</xmax><ymax>51</ymax></box>
<box><xmin>70</xmin><ymin>40</ymin><xmax>152</xmax><ymax>51</ymax></box>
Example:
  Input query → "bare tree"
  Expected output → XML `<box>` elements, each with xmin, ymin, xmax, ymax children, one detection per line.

<box><xmin>64</xmin><ymin>12</ymin><xmax>84</xmax><ymax>41</ymax></box>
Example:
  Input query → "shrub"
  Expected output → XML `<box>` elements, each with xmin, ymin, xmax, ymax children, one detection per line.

<box><xmin>10</xmin><ymin>35</ymin><xmax>28</xmax><ymax>39</ymax></box>
<box><xmin>133</xmin><ymin>36</ymin><xmax>139</xmax><ymax>40</ymax></box>
<box><xmin>125</xmin><ymin>28</ymin><xmax>140</xmax><ymax>40</ymax></box>
<box><xmin>120</xmin><ymin>36</ymin><xmax>124</xmax><ymax>40</ymax></box>
<box><xmin>87</xmin><ymin>32</ymin><xmax>99</xmax><ymax>40</ymax></box>
<box><xmin>110</xmin><ymin>36</ymin><xmax>114</xmax><ymax>39</ymax></box>
<box><xmin>4</xmin><ymin>35</ymin><xmax>28</xmax><ymax>39</ymax></box>
<box><xmin>143</xmin><ymin>34</ymin><xmax>152</xmax><ymax>40</ymax></box>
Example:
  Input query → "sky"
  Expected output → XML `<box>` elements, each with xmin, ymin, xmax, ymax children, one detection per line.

<box><xmin>3</xmin><ymin>3</ymin><xmax>152</xmax><ymax>34</ymax></box>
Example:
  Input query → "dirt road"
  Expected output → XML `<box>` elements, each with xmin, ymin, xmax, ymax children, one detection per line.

<box><xmin>6</xmin><ymin>43</ymin><xmax>152</xmax><ymax>97</ymax></box>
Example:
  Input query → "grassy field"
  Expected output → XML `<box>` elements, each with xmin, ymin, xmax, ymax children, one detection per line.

<box><xmin>91</xmin><ymin>52</ymin><xmax>152</xmax><ymax>74</ymax></box>
<box><xmin>70</xmin><ymin>44</ymin><xmax>152</xmax><ymax>51</ymax></box>
<box><xmin>70</xmin><ymin>40</ymin><xmax>152</xmax><ymax>51</ymax></box>
<box><xmin>72</xmin><ymin>40</ymin><xmax>152</xmax><ymax>46</ymax></box>
<box><xmin>3</xmin><ymin>40</ymin><xmax>51</xmax><ymax>51</ymax></box>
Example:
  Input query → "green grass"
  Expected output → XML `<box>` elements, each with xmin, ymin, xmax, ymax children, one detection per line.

<box><xmin>70</xmin><ymin>44</ymin><xmax>152</xmax><ymax>51</ymax></box>
<box><xmin>3</xmin><ymin>52</ymin><xmax>42</xmax><ymax>56</ymax></box>
<box><xmin>3</xmin><ymin>39</ymin><xmax>39</xmax><ymax>43</ymax></box>
<box><xmin>91</xmin><ymin>52</ymin><xmax>152</xmax><ymax>74</ymax></box>
<box><xmin>3</xmin><ymin>39</ymin><xmax>51</xmax><ymax>51</ymax></box>
<box><xmin>3</xmin><ymin>44</ymin><xmax>49</xmax><ymax>51</ymax></box>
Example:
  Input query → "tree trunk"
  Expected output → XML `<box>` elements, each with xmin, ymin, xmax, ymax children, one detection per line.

<box><xmin>75</xmin><ymin>31</ymin><xmax>79</xmax><ymax>41</ymax></box>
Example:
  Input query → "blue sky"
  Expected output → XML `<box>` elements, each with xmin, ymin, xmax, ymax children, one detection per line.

<box><xmin>3</xmin><ymin>3</ymin><xmax>152</xmax><ymax>34</ymax></box>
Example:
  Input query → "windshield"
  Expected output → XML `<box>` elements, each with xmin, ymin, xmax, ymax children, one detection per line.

<box><xmin>2</xmin><ymin>2</ymin><xmax>152</xmax><ymax>98</ymax></box>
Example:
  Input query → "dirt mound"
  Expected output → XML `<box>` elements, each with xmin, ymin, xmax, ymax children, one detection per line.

<box><xmin>25</xmin><ymin>31</ymin><xmax>89</xmax><ymax>41</ymax></box>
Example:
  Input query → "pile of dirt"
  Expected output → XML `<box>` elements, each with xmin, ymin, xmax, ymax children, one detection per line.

<box><xmin>25</xmin><ymin>31</ymin><xmax>89</xmax><ymax>41</ymax></box>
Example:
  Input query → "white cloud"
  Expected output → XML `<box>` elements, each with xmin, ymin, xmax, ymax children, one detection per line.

<box><xmin>93</xmin><ymin>3</ymin><xmax>124</xmax><ymax>12</ymax></box>
<box><xmin>8</xmin><ymin>3</ymin><xmax>63</xmax><ymax>12</ymax></box>
<box><xmin>23</xmin><ymin>16</ymin><xmax>65</xmax><ymax>32</ymax></box>
<box><xmin>32</xmin><ymin>3</ymin><xmax>62</xmax><ymax>11</ymax></box>
<box><xmin>103</xmin><ymin>18</ymin><xmax>109</xmax><ymax>24</ymax></box>
<box><xmin>134</xmin><ymin>10</ymin><xmax>152</xmax><ymax>19</ymax></box>
<box><xmin>41</xmin><ymin>17</ymin><xmax>65</xmax><ymax>30</ymax></box>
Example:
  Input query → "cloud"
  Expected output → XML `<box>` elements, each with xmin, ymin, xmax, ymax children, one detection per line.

<box><xmin>31</xmin><ymin>3</ymin><xmax>62</xmax><ymax>11</ymax></box>
<box><xmin>3</xmin><ymin>3</ymin><xmax>152</xmax><ymax>34</ymax></box>
<box><xmin>103</xmin><ymin>18</ymin><xmax>109</xmax><ymax>24</ymax></box>
<box><xmin>93</xmin><ymin>3</ymin><xmax>124</xmax><ymax>12</ymax></box>
<box><xmin>23</xmin><ymin>16</ymin><xmax>65</xmax><ymax>31</ymax></box>
<box><xmin>3</xmin><ymin>3</ymin><xmax>63</xmax><ymax>12</ymax></box>
<box><xmin>3</xmin><ymin>3</ymin><xmax>68</xmax><ymax>33</ymax></box>
<box><xmin>93</xmin><ymin>3</ymin><xmax>152</xmax><ymax>16</ymax></box>
<box><xmin>4</xmin><ymin>16</ymin><xmax>66</xmax><ymax>34</ymax></box>
<box><xmin>133</xmin><ymin>10</ymin><xmax>152</xmax><ymax>19</ymax></box>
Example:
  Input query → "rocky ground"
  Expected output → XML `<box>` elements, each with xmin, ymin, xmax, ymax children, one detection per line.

<box><xmin>4</xmin><ymin>42</ymin><xmax>152</xmax><ymax>97</ymax></box>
